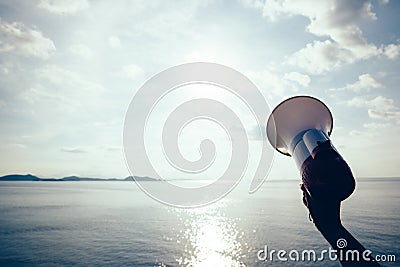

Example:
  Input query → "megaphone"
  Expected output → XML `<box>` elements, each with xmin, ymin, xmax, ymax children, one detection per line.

<box><xmin>266</xmin><ymin>96</ymin><xmax>355</xmax><ymax>202</ymax></box>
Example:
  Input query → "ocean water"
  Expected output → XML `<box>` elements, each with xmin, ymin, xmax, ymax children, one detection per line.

<box><xmin>0</xmin><ymin>178</ymin><xmax>399</xmax><ymax>266</ymax></box>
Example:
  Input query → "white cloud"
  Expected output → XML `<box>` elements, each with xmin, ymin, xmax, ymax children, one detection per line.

<box><xmin>283</xmin><ymin>71</ymin><xmax>310</xmax><ymax>87</ymax></box>
<box><xmin>69</xmin><ymin>44</ymin><xmax>93</xmax><ymax>58</ymax></box>
<box><xmin>38</xmin><ymin>0</ymin><xmax>89</xmax><ymax>15</ymax></box>
<box><xmin>122</xmin><ymin>64</ymin><xmax>144</xmax><ymax>79</ymax></box>
<box><xmin>368</xmin><ymin>96</ymin><xmax>396</xmax><ymax>111</ymax></box>
<box><xmin>363</xmin><ymin>122</ymin><xmax>391</xmax><ymax>130</ymax></box>
<box><xmin>349</xmin><ymin>130</ymin><xmax>365</xmax><ymax>137</ymax></box>
<box><xmin>21</xmin><ymin>65</ymin><xmax>106</xmax><ymax>114</ymax></box>
<box><xmin>61</xmin><ymin>147</ymin><xmax>87</xmax><ymax>153</ymax></box>
<box><xmin>245</xmin><ymin>69</ymin><xmax>286</xmax><ymax>96</ymax></box>
<box><xmin>36</xmin><ymin>66</ymin><xmax>88</xmax><ymax>95</ymax></box>
<box><xmin>287</xmin><ymin>40</ymin><xmax>353</xmax><ymax>74</ymax></box>
<box><xmin>108</xmin><ymin>36</ymin><xmax>121</xmax><ymax>48</ymax></box>
<box><xmin>336</xmin><ymin>74</ymin><xmax>382</xmax><ymax>92</ymax></box>
<box><xmin>347</xmin><ymin>95</ymin><xmax>369</xmax><ymax>108</ymax></box>
<box><xmin>348</xmin><ymin>95</ymin><xmax>395</xmax><ymax>110</ymax></box>
<box><xmin>0</xmin><ymin>19</ymin><xmax>55</xmax><ymax>59</ymax></box>
<box><xmin>36</xmin><ymin>65</ymin><xmax>102</xmax><ymax>92</ymax></box>
<box><xmin>348</xmin><ymin>95</ymin><xmax>400</xmax><ymax>121</ymax></box>
<box><xmin>384</xmin><ymin>44</ymin><xmax>400</xmax><ymax>60</ymax></box>
<box><xmin>245</xmin><ymin>69</ymin><xmax>311</xmax><ymax>98</ymax></box>
<box><xmin>7</xmin><ymin>143</ymin><xmax>27</xmax><ymax>149</ymax></box>
<box><xmin>102</xmin><ymin>145</ymin><xmax>121</xmax><ymax>152</ymax></box>
<box><xmin>240</xmin><ymin>0</ymin><xmax>265</xmax><ymax>10</ymax></box>
<box><xmin>245</xmin><ymin>0</ymin><xmax>398</xmax><ymax>73</ymax></box>
<box><xmin>368</xmin><ymin>109</ymin><xmax>400</xmax><ymax>120</ymax></box>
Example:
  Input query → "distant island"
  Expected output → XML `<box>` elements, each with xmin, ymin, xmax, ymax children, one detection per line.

<box><xmin>0</xmin><ymin>174</ymin><xmax>160</xmax><ymax>182</ymax></box>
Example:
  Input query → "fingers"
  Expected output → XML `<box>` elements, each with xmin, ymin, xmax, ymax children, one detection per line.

<box><xmin>302</xmin><ymin>191</ymin><xmax>308</xmax><ymax>207</ymax></box>
<box><xmin>299</xmin><ymin>183</ymin><xmax>305</xmax><ymax>192</ymax></box>
<box><xmin>300</xmin><ymin>183</ymin><xmax>311</xmax><ymax>207</ymax></box>
<box><xmin>300</xmin><ymin>183</ymin><xmax>314</xmax><ymax>222</ymax></box>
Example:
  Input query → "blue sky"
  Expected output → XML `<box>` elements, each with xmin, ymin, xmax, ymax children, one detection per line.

<box><xmin>0</xmin><ymin>0</ymin><xmax>399</xmax><ymax>179</ymax></box>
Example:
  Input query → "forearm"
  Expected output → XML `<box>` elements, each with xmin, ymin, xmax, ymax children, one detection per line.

<box><xmin>316</xmin><ymin>223</ymin><xmax>381</xmax><ymax>267</ymax></box>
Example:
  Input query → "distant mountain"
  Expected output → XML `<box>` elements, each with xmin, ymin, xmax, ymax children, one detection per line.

<box><xmin>124</xmin><ymin>176</ymin><xmax>160</xmax><ymax>181</ymax></box>
<box><xmin>0</xmin><ymin>174</ymin><xmax>159</xmax><ymax>182</ymax></box>
<box><xmin>0</xmin><ymin>174</ymin><xmax>40</xmax><ymax>181</ymax></box>
<box><xmin>61</xmin><ymin>176</ymin><xmax>119</xmax><ymax>181</ymax></box>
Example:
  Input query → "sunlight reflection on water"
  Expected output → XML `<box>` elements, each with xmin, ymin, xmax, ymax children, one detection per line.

<box><xmin>173</xmin><ymin>202</ymin><xmax>247</xmax><ymax>267</ymax></box>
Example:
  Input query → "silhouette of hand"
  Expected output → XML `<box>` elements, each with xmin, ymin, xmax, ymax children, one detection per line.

<box><xmin>300</xmin><ymin>183</ymin><xmax>341</xmax><ymax>230</ymax></box>
<box><xmin>300</xmin><ymin>184</ymin><xmax>382</xmax><ymax>266</ymax></box>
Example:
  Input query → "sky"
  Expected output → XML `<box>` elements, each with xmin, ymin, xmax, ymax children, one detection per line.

<box><xmin>0</xmin><ymin>0</ymin><xmax>399</xmax><ymax>180</ymax></box>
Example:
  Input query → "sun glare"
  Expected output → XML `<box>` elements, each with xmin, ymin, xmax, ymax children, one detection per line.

<box><xmin>175</xmin><ymin>204</ymin><xmax>246</xmax><ymax>266</ymax></box>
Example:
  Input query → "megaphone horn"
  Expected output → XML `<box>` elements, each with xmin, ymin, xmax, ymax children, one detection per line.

<box><xmin>267</xmin><ymin>96</ymin><xmax>355</xmax><ymax>202</ymax></box>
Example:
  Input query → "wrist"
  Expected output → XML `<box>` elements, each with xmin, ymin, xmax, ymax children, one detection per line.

<box><xmin>307</xmin><ymin>200</ymin><xmax>342</xmax><ymax>231</ymax></box>
<box><xmin>314</xmin><ymin>219</ymin><xmax>342</xmax><ymax>234</ymax></box>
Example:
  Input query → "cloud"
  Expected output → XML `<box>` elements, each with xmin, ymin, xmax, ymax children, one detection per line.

<box><xmin>283</xmin><ymin>72</ymin><xmax>310</xmax><ymax>87</ymax></box>
<box><xmin>108</xmin><ymin>36</ymin><xmax>121</xmax><ymax>48</ymax></box>
<box><xmin>0</xmin><ymin>19</ymin><xmax>55</xmax><ymax>59</ymax></box>
<box><xmin>61</xmin><ymin>147</ymin><xmax>87</xmax><ymax>153</ymax></box>
<box><xmin>7</xmin><ymin>143</ymin><xmax>27</xmax><ymax>149</ymax></box>
<box><xmin>122</xmin><ymin>64</ymin><xmax>144</xmax><ymax>79</ymax></box>
<box><xmin>244</xmin><ymin>0</ymin><xmax>398</xmax><ymax>73</ymax></box>
<box><xmin>349</xmin><ymin>130</ymin><xmax>365</xmax><ymax>137</ymax></box>
<box><xmin>368</xmin><ymin>96</ymin><xmax>396</xmax><ymax>111</ymax></box>
<box><xmin>348</xmin><ymin>95</ymin><xmax>395</xmax><ymax>110</ymax></box>
<box><xmin>363</xmin><ymin>122</ymin><xmax>391</xmax><ymax>130</ymax></box>
<box><xmin>384</xmin><ymin>44</ymin><xmax>400</xmax><ymax>60</ymax></box>
<box><xmin>19</xmin><ymin>65</ymin><xmax>106</xmax><ymax>118</ymax></box>
<box><xmin>287</xmin><ymin>40</ymin><xmax>354</xmax><ymax>74</ymax></box>
<box><xmin>368</xmin><ymin>109</ymin><xmax>400</xmax><ymax>120</ymax></box>
<box><xmin>335</xmin><ymin>74</ymin><xmax>382</xmax><ymax>92</ymax></box>
<box><xmin>246</xmin><ymin>69</ymin><xmax>311</xmax><ymax>98</ymax></box>
<box><xmin>69</xmin><ymin>44</ymin><xmax>93</xmax><ymax>58</ymax></box>
<box><xmin>348</xmin><ymin>95</ymin><xmax>400</xmax><ymax>121</ymax></box>
<box><xmin>102</xmin><ymin>145</ymin><xmax>121</xmax><ymax>152</ymax></box>
<box><xmin>245</xmin><ymin>69</ymin><xmax>286</xmax><ymax>96</ymax></box>
<box><xmin>38</xmin><ymin>0</ymin><xmax>89</xmax><ymax>15</ymax></box>
<box><xmin>36</xmin><ymin>65</ymin><xmax>103</xmax><ymax>93</ymax></box>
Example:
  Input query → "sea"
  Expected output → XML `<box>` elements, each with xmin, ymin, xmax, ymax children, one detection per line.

<box><xmin>0</xmin><ymin>178</ymin><xmax>399</xmax><ymax>267</ymax></box>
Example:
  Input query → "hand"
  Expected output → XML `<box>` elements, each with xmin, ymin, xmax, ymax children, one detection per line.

<box><xmin>300</xmin><ymin>184</ymin><xmax>382</xmax><ymax>266</ymax></box>
<box><xmin>300</xmin><ymin>183</ymin><xmax>341</xmax><ymax>231</ymax></box>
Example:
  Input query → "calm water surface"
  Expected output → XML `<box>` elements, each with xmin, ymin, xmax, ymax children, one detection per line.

<box><xmin>0</xmin><ymin>178</ymin><xmax>399</xmax><ymax>266</ymax></box>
